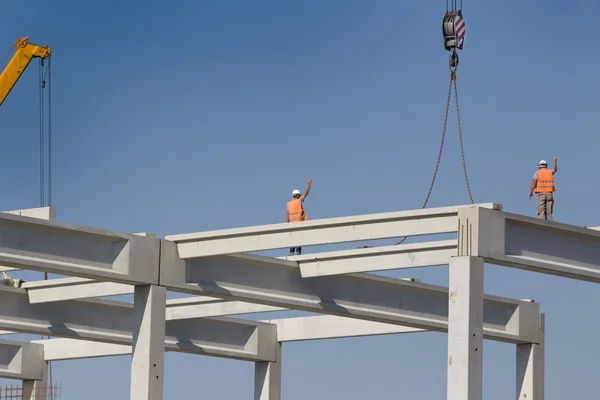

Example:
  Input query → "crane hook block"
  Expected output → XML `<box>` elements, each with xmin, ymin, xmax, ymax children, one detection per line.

<box><xmin>442</xmin><ymin>10</ymin><xmax>466</xmax><ymax>52</ymax></box>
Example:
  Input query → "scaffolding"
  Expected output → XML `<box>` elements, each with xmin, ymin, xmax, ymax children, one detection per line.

<box><xmin>0</xmin><ymin>383</ymin><xmax>62</xmax><ymax>399</ymax></box>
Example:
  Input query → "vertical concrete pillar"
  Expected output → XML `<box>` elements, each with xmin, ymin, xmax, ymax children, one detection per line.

<box><xmin>130</xmin><ymin>285</ymin><xmax>166</xmax><ymax>400</ymax></box>
<box><xmin>254</xmin><ymin>342</ymin><xmax>282</xmax><ymax>400</ymax></box>
<box><xmin>516</xmin><ymin>313</ymin><xmax>545</xmax><ymax>400</ymax></box>
<box><xmin>22</xmin><ymin>361</ymin><xmax>48</xmax><ymax>400</ymax></box>
<box><xmin>447</xmin><ymin>256</ymin><xmax>484</xmax><ymax>400</ymax></box>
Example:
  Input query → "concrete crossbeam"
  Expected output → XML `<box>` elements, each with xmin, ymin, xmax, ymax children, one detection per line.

<box><xmin>0</xmin><ymin>285</ymin><xmax>277</xmax><ymax>362</ymax></box>
<box><xmin>262</xmin><ymin>315</ymin><xmax>425</xmax><ymax>342</ymax></box>
<box><xmin>166</xmin><ymin>203</ymin><xmax>501</xmax><ymax>258</ymax></box>
<box><xmin>292</xmin><ymin>240</ymin><xmax>457</xmax><ymax>278</ymax></box>
<box><xmin>34</xmin><ymin>315</ymin><xmax>427</xmax><ymax>361</ymax></box>
<box><xmin>160</xmin><ymin>242</ymin><xmax>540</xmax><ymax>344</ymax></box>
<box><xmin>0</xmin><ymin>212</ymin><xmax>160</xmax><ymax>285</ymax></box>
<box><xmin>459</xmin><ymin>206</ymin><xmax>600</xmax><ymax>282</ymax></box>
<box><xmin>2</xmin><ymin>206</ymin><xmax>56</xmax><ymax>221</ymax></box>
<box><xmin>166</xmin><ymin>299</ymin><xmax>284</xmax><ymax>320</ymax></box>
<box><xmin>0</xmin><ymin>339</ymin><xmax>44</xmax><ymax>380</ymax></box>
<box><xmin>0</xmin><ymin>207</ymin><xmax>56</xmax><ymax>274</ymax></box>
<box><xmin>24</xmin><ymin>277</ymin><xmax>133</xmax><ymax>303</ymax></box>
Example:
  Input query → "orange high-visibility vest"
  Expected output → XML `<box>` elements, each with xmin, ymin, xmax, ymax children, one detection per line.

<box><xmin>535</xmin><ymin>168</ymin><xmax>555</xmax><ymax>193</ymax></box>
<box><xmin>287</xmin><ymin>198</ymin><xmax>307</xmax><ymax>222</ymax></box>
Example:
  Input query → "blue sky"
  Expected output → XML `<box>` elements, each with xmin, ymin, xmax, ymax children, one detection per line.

<box><xmin>0</xmin><ymin>0</ymin><xmax>599</xmax><ymax>398</ymax></box>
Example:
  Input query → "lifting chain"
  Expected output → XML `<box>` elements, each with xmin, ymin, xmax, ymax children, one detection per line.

<box><xmin>394</xmin><ymin>66</ymin><xmax>474</xmax><ymax>246</ymax></box>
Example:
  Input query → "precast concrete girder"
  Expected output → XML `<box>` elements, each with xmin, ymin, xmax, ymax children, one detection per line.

<box><xmin>23</xmin><ymin>277</ymin><xmax>133</xmax><ymax>303</ymax></box>
<box><xmin>166</xmin><ymin>203</ymin><xmax>502</xmax><ymax>258</ymax></box>
<box><xmin>0</xmin><ymin>339</ymin><xmax>44</xmax><ymax>380</ymax></box>
<box><xmin>459</xmin><ymin>206</ymin><xmax>600</xmax><ymax>282</ymax></box>
<box><xmin>0</xmin><ymin>285</ymin><xmax>277</xmax><ymax>362</ymax></box>
<box><xmin>35</xmin><ymin>315</ymin><xmax>427</xmax><ymax>361</ymax></box>
<box><xmin>292</xmin><ymin>239</ymin><xmax>457</xmax><ymax>278</ymax></box>
<box><xmin>160</xmin><ymin>242</ymin><xmax>540</xmax><ymax>344</ymax></box>
<box><xmin>0</xmin><ymin>211</ymin><xmax>160</xmax><ymax>284</ymax></box>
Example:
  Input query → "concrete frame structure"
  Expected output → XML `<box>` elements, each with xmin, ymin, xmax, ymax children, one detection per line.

<box><xmin>3</xmin><ymin>201</ymin><xmax>596</xmax><ymax>399</ymax></box>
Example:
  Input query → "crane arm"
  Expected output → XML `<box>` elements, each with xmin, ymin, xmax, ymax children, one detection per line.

<box><xmin>0</xmin><ymin>37</ymin><xmax>51</xmax><ymax>106</ymax></box>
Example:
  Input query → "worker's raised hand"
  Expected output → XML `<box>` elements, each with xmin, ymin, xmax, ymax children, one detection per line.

<box><xmin>307</xmin><ymin>179</ymin><xmax>312</xmax><ymax>184</ymax></box>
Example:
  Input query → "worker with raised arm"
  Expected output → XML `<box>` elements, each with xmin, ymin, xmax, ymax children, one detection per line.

<box><xmin>287</xmin><ymin>179</ymin><xmax>312</xmax><ymax>256</ymax></box>
<box><xmin>529</xmin><ymin>157</ymin><xmax>557</xmax><ymax>220</ymax></box>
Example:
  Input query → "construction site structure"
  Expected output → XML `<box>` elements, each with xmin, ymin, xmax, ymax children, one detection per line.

<box><xmin>0</xmin><ymin>202</ymin><xmax>598</xmax><ymax>399</ymax></box>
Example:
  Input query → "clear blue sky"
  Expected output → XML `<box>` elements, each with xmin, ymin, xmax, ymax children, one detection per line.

<box><xmin>0</xmin><ymin>0</ymin><xmax>599</xmax><ymax>398</ymax></box>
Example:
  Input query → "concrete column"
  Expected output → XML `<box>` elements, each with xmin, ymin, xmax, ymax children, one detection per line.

<box><xmin>447</xmin><ymin>256</ymin><xmax>484</xmax><ymax>400</ymax></box>
<box><xmin>130</xmin><ymin>285</ymin><xmax>166</xmax><ymax>400</ymax></box>
<box><xmin>22</xmin><ymin>361</ymin><xmax>48</xmax><ymax>400</ymax></box>
<box><xmin>516</xmin><ymin>313</ymin><xmax>545</xmax><ymax>400</ymax></box>
<box><xmin>254</xmin><ymin>342</ymin><xmax>282</xmax><ymax>400</ymax></box>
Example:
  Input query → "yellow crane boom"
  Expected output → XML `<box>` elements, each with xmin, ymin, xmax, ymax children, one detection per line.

<box><xmin>0</xmin><ymin>37</ymin><xmax>51</xmax><ymax>106</ymax></box>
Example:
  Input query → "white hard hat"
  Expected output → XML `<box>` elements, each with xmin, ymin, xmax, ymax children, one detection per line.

<box><xmin>538</xmin><ymin>160</ymin><xmax>547</xmax><ymax>166</ymax></box>
<box><xmin>292</xmin><ymin>189</ymin><xmax>301</xmax><ymax>195</ymax></box>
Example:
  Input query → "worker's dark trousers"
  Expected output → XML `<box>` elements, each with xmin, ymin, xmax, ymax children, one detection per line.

<box><xmin>536</xmin><ymin>192</ymin><xmax>554</xmax><ymax>221</ymax></box>
<box><xmin>289</xmin><ymin>247</ymin><xmax>302</xmax><ymax>255</ymax></box>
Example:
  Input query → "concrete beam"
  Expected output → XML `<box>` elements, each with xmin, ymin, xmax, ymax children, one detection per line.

<box><xmin>0</xmin><ymin>207</ymin><xmax>55</xmax><ymax>274</ymax></box>
<box><xmin>0</xmin><ymin>285</ymin><xmax>277</xmax><ymax>362</ymax></box>
<box><xmin>293</xmin><ymin>240</ymin><xmax>456</xmax><ymax>278</ymax></box>
<box><xmin>0</xmin><ymin>211</ymin><xmax>160</xmax><ymax>285</ymax></box>
<box><xmin>262</xmin><ymin>315</ymin><xmax>425</xmax><ymax>342</ymax></box>
<box><xmin>166</xmin><ymin>203</ymin><xmax>501</xmax><ymax>258</ymax></box>
<box><xmin>459</xmin><ymin>206</ymin><xmax>600</xmax><ymax>282</ymax></box>
<box><xmin>35</xmin><ymin>315</ymin><xmax>426</xmax><ymax>361</ymax></box>
<box><xmin>160</xmin><ymin>242</ymin><xmax>540</xmax><ymax>344</ymax></box>
<box><xmin>166</xmin><ymin>299</ymin><xmax>284</xmax><ymax>320</ymax></box>
<box><xmin>24</xmin><ymin>277</ymin><xmax>132</xmax><ymax>303</ymax></box>
<box><xmin>0</xmin><ymin>339</ymin><xmax>44</xmax><ymax>380</ymax></box>
<box><xmin>2</xmin><ymin>206</ymin><xmax>56</xmax><ymax>221</ymax></box>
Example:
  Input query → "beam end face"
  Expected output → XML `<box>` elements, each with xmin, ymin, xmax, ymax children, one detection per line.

<box><xmin>0</xmin><ymin>339</ymin><xmax>43</xmax><ymax>380</ymax></box>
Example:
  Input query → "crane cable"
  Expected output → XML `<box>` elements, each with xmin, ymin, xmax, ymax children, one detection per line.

<box><xmin>38</xmin><ymin>55</ymin><xmax>54</xmax><ymax>399</ymax></box>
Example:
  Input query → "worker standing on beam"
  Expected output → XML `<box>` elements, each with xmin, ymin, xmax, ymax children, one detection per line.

<box><xmin>529</xmin><ymin>157</ymin><xmax>557</xmax><ymax>220</ymax></box>
<box><xmin>287</xmin><ymin>179</ymin><xmax>312</xmax><ymax>256</ymax></box>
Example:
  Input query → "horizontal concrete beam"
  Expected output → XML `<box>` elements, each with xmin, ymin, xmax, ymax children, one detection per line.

<box><xmin>35</xmin><ymin>315</ymin><xmax>429</xmax><ymax>361</ymax></box>
<box><xmin>166</xmin><ymin>299</ymin><xmax>284</xmax><ymax>320</ymax></box>
<box><xmin>0</xmin><ymin>207</ymin><xmax>56</xmax><ymax>274</ymax></box>
<box><xmin>0</xmin><ymin>285</ymin><xmax>277</xmax><ymax>362</ymax></box>
<box><xmin>160</xmin><ymin>242</ymin><xmax>539</xmax><ymax>344</ymax></box>
<box><xmin>0</xmin><ymin>339</ymin><xmax>44</xmax><ymax>380</ymax></box>
<box><xmin>2</xmin><ymin>206</ymin><xmax>56</xmax><ymax>221</ymax></box>
<box><xmin>293</xmin><ymin>240</ymin><xmax>456</xmax><ymax>278</ymax></box>
<box><xmin>262</xmin><ymin>315</ymin><xmax>426</xmax><ymax>342</ymax></box>
<box><xmin>24</xmin><ymin>277</ymin><xmax>132</xmax><ymax>303</ymax></box>
<box><xmin>166</xmin><ymin>203</ymin><xmax>501</xmax><ymax>258</ymax></box>
<box><xmin>0</xmin><ymin>212</ymin><xmax>160</xmax><ymax>285</ymax></box>
<box><xmin>459</xmin><ymin>206</ymin><xmax>600</xmax><ymax>283</ymax></box>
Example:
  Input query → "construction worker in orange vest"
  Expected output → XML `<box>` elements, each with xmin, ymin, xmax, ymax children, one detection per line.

<box><xmin>287</xmin><ymin>179</ymin><xmax>312</xmax><ymax>256</ymax></box>
<box><xmin>529</xmin><ymin>157</ymin><xmax>557</xmax><ymax>220</ymax></box>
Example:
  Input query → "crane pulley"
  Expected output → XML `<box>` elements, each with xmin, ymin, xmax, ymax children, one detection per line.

<box><xmin>442</xmin><ymin>0</ymin><xmax>465</xmax><ymax>70</ymax></box>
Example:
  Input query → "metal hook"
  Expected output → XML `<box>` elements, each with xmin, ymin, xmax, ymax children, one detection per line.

<box><xmin>449</xmin><ymin>48</ymin><xmax>459</xmax><ymax>70</ymax></box>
